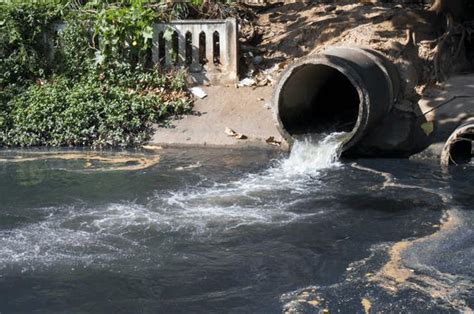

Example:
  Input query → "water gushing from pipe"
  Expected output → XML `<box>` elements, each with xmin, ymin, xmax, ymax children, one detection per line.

<box><xmin>273</xmin><ymin>46</ymin><xmax>400</xmax><ymax>156</ymax></box>
<box><xmin>278</xmin><ymin>132</ymin><xmax>348</xmax><ymax>176</ymax></box>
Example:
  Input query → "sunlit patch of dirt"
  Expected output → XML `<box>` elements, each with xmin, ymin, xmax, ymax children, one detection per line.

<box><xmin>251</xmin><ymin>1</ymin><xmax>470</xmax><ymax>107</ymax></box>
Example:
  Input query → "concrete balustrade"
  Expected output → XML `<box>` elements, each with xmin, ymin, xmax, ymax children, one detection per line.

<box><xmin>153</xmin><ymin>18</ymin><xmax>238</xmax><ymax>85</ymax></box>
<box><xmin>48</xmin><ymin>18</ymin><xmax>238</xmax><ymax>85</ymax></box>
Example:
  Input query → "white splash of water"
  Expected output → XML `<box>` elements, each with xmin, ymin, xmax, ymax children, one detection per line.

<box><xmin>152</xmin><ymin>133</ymin><xmax>347</xmax><ymax>232</ymax></box>
<box><xmin>278</xmin><ymin>133</ymin><xmax>347</xmax><ymax>176</ymax></box>
<box><xmin>163</xmin><ymin>133</ymin><xmax>346</xmax><ymax>204</ymax></box>
<box><xmin>0</xmin><ymin>133</ymin><xmax>347</xmax><ymax>270</ymax></box>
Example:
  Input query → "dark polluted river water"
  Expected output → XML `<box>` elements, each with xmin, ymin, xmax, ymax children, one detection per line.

<box><xmin>0</xmin><ymin>135</ymin><xmax>472</xmax><ymax>313</ymax></box>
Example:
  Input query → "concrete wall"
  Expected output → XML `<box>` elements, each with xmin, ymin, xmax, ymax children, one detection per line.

<box><xmin>48</xmin><ymin>19</ymin><xmax>239</xmax><ymax>86</ymax></box>
<box><xmin>153</xmin><ymin>19</ymin><xmax>238</xmax><ymax>85</ymax></box>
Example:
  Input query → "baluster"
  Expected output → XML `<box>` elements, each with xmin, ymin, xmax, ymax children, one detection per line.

<box><xmin>151</xmin><ymin>27</ymin><xmax>160</xmax><ymax>64</ymax></box>
<box><xmin>206</xmin><ymin>31</ymin><xmax>215</xmax><ymax>70</ymax></box>
<box><xmin>190</xmin><ymin>29</ymin><xmax>202</xmax><ymax>72</ymax></box>
<box><xmin>165</xmin><ymin>31</ymin><xmax>174</xmax><ymax>67</ymax></box>
<box><xmin>178</xmin><ymin>31</ymin><xmax>186</xmax><ymax>65</ymax></box>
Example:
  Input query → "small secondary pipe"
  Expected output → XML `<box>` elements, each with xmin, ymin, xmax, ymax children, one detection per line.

<box><xmin>273</xmin><ymin>46</ymin><xmax>400</xmax><ymax>154</ymax></box>
<box><xmin>441</xmin><ymin>120</ymin><xmax>474</xmax><ymax>166</ymax></box>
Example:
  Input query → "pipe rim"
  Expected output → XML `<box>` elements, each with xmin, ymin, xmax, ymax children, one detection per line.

<box><xmin>441</xmin><ymin>120</ymin><xmax>474</xmax><ymax>166</ymax></box>
<box><xmin>272</xmin><ymin>54</ymin><xmax>370</xmax><ymax>151</ymax></box>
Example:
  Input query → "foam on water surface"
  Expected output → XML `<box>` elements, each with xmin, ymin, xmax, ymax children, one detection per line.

<box><xmin>0</xmin><ymin>134</ymin><xmax>472</xmax><ymax>313</ymax></box>
<box><xmin>279</xmin><ymin>132</ymin><xmax>346</xmax><ymax>176</ymax></box>
<box><xmin>0</xmin><ymin>134</ymin><xmax>347</xmax><ymax>271</ymax></box>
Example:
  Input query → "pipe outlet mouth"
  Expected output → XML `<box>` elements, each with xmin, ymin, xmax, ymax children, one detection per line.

<box><xmin>274</xmin><ymin>59</ymin><xmax>364</xmax><ymax>149</ymax></box>
<box><xmin>273</xmin><ymin>47</ymin><xmax>397</xmax><ymax>153</ymax></box>
<box><xmin>441</xmin><ymin>121</ymin><xmax>474</xmax><ymax>166</ymax></box>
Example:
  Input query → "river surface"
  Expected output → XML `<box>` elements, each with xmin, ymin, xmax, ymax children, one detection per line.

<box><xmin>0</xmin><ymin>136</ymin><xmax>472</xmax><ymax>313</ymax></box>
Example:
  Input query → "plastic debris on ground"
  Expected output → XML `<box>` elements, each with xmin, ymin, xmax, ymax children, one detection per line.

<box><xmin>225</xmin><ymin>127</ymin><xmax>248</xmax><ymax>140</ymax></box>
<box><xmin>189</xmin><ymin>87</ymin><xmax>208</xmax><ymax>99</ymax></box>
<box><xmin>238</xmin><ymin>78</ymin><xmax>257</xmax><ymax>87</ymax></box>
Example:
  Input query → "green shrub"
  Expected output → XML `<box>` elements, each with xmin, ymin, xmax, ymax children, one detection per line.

<box><xmin>0</xmin><ymin>2</ymin><xmax>62</xmax><ymax>87</ymax></box>
<box><xmin>0</xmin><ymin>1</ymin><xmax>193</xmax><ymax>148</ymax></box>
<box><xmin>94</xmin><ymin>4</ymin><xmax>155</xmax><ymax>66</ymax></box>
<box><xmin>3</xmin><ymin>71</ymin><xmax>191</xmax><ymax>147</ymax></box>
<box><xmin>54</xmin><ymin>13</ymin><xmax>96</xmax><ymax>79</ymax></box>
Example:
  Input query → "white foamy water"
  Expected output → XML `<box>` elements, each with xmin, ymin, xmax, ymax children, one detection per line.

<box><xmin>279</xmin><ymin>132</ymin><xmax>346</xmax><ymax>176</ymax></box>
<box><xmin>0</xmin><ymin>133</ymin><xmax>346</xmax><ymax>270</ymax></box>
<box><xmin>160</xmin><ymin>133</ymin><xmax>347</xmax><ymax>222</ymax></box>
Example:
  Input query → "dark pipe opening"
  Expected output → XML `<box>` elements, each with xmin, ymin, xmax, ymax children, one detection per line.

<box><xmin>279</xmin><ymin>64</ymin><xmax>360</xmax><ymax>136</ymax></box>
<box><xmin>450</xmin><ymin>133</ymin><xmax>474</xmax><ymax>165</ymax></box>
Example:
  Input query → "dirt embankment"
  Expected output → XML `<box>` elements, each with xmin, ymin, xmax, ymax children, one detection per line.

<box><xmin>244</xmin><ymin>1</ymin><xmax>472</xmax><ymax>106</ymax></box>
<box><xmin>152</xmin><ymin>1</ymin><xmax>473</xmax><ymax>151</ymax></box>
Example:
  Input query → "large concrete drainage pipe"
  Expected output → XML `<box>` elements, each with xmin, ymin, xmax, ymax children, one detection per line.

<box><xmin>273</xmin><ymin>46</ymin><xmax>400</xmax><ymax>154</ymax></box>
<box><xmin>441</xmin><ymin>119</ymin><xmax>474</xmax><ymax>166</ymax></box>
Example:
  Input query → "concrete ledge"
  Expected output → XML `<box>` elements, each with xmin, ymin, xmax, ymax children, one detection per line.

<box><xmin>150</xmin><ymin>86</ymin><xmax>287</xmax><ymax>150</ymax></box>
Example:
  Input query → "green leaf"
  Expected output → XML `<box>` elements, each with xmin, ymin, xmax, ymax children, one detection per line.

<box><xmin>94</xmin><ymin>50</ymin><xmax>105</xmax><ymax>65</ymax></box>
<box><xmin>163</xmin><ymin>27</ymin><xmax>174</xmax><ymax>41</ymax></box>
<box><xmin>142</xmin><ymin>26</ymin><xmax>153</xmax><ymax>41</ymax></box>
<box><xmin>421</xmin><ymin>121</ymin><xmax>434</xmax><ymax>136</ymax></box>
